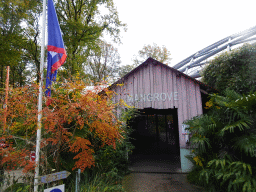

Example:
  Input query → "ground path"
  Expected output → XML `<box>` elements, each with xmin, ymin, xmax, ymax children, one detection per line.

<box><xmin>122</xmin><ymin>153</ymin><xmax>207</xmax><ymax>192</ymax></box>
<box><xmin>122</xmin><ymin>173</ymin><xmax>206</xmax><ymax>192</ymax></box>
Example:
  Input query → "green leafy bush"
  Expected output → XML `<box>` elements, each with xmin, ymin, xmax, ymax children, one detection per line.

<box><xmin>202</xmin><ymin>43</ymin><xmax>256</xmax><ymax>95</ymax></box>
<box><xmin>185</xmin><ymin>90</ymin><xmax>256</xmax><ymax>192</ymax></box>
<box><xmin>80</xmin><ymin>168</ymin><xmax>125</xmax><ymax>192</ymax></box>
<box><xmin>4</xmin><ymin>183</ymin><xmax>30</xmax><ymax>192</ymax></box>
<box><xmin>200</xmin><ymin>158</ymin><xmax>256</xmax><ymax>192</ymax></box>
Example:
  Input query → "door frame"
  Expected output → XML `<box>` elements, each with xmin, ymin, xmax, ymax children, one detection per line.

<box><xmin>130</xmin><ymin>107</ymin><xmax>180</xmax><ymax>155</ymax></box>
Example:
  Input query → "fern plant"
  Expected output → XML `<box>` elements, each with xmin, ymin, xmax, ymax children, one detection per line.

<box><xmin>185</xmin><ymin>89</ymin><xmax>256</xmax><ymax>192</ymax></box>
<box><xmin>200</xmin><ymin>157</ymin><xmax>256</xmax><ymax>192</ymax></box>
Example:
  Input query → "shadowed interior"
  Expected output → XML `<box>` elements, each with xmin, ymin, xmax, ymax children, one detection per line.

<box><xmin>128</xmin><ymin>108</ymin><xmax>181</xmax><ymax>173</ymax></box>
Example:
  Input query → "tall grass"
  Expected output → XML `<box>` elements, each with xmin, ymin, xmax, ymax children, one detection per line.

<box><xmin>80</xmin><ymin>172</ymin><xmax>124</xmax><ymax>192</ymax></box>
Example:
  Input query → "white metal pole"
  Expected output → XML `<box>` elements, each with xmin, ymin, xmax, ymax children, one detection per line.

<box><xmin>34</xmin><ymin>0</ymin><xmax>47</xmax><ymax>191</ymax></box>
<box><xmin>3</xmin><ymin>66</ymin><xmax>10</xmax><ymax>131</ymax></box>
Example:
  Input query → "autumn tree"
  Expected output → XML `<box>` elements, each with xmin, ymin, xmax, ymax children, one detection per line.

<box><xmin>116</xmin><ymin>43</ymin><xmax>172</xmax><ymax>79</ymax></box>
<box><xmin>0</xmin><ymin>84</ymin><xmax>39</xmax><ymax>173</ymax></box>
<box><xmin>133</xmin><ymin>43</ymin><xmax>172</xmax><ymax>66</ymax></box>
<box><xmin>54</xmin><ymin>0</ymin><xmax>126</xmax><ymax>78</ymax></box>
<box><xmin>0</xmin><ymin>80</ymin><xmax>125</xmax><ymax>177</ymax></box>
<box><xmin>84</xmin><ymin>40</ymin><xmax>121</xmax><ymax>84</ymax></box>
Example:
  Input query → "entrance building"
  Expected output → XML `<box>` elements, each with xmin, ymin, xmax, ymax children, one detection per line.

<box><xmin>110</xmin><ymin>58</ymin><xmax>212</xmax><ymax>172</ymax></box>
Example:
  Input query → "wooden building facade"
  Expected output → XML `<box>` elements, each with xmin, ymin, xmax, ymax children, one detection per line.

<box><xmin>110</xmin><ymin>57</ymin><xmax>211</xmax><ymax>172</ymax></box>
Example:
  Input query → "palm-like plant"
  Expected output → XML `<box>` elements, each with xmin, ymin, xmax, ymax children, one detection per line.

<box><xmin>185</xmin><ymin>89</ymin><xmax>256</xmax><ymax>192</ymax></box>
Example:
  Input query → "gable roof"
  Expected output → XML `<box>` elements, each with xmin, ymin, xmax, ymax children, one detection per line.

<box><xmin>109</xmin><ymin>57</ymin><xmax>216</xmax><ymax>93</ymax></box>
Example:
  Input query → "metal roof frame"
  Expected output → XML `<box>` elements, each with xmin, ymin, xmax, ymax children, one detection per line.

<box><xmin>173</xmin><ymin>25</ymin><xmax>256</xmax><ymax>78</ymax></box>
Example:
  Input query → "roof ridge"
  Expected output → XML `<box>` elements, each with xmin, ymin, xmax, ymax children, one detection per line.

<box><xmin>109</xmin><ymin>57</ymin><xmax>216</xmax><ymax>92</ymax></box>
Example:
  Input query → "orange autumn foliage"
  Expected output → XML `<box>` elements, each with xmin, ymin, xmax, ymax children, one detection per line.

<box><xmin>0</xmin><ymin>85</ymin><xmax>38</xmax><ymax>173</ymax></box>
<box><xmin>0</xmin><ymin>80</ymin><xmax>122</xmax><ymax>173</ymax></box>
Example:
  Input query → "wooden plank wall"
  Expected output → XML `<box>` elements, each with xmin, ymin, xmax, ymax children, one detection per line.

<box><xmin>113</xmin><ymin>62</ymin><xmax>203</xmax><ymax>148</ymax></box>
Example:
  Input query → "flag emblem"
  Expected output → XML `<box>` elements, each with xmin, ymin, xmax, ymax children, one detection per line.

<box><xmin>45</xmin><ymin>0</ymin><xmax>67</xmax><ymax>97</ymax></box>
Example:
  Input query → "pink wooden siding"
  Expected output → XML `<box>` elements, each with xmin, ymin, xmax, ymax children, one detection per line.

<box><xmin>111</xmin><ymin>58</ymin><xmax>205</xmax><ymax>148</ymax></box>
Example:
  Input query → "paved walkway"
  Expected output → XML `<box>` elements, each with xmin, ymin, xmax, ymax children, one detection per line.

<box><xmin>122</xmin><ymin>173</ymin><xmax>206</xmax><ymax>192</ymax></box>
<box><xmin>128</xmin><ymin>154</ymin><xmax>181</xmax><ymax>173</ymax></box>
<box><xmin>122</xmin><ymin>153</ymin><xmax>207</xmax><ymax>192</ymax></box>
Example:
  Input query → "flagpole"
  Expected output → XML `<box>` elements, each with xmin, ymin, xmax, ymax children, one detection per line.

<box><xmin>3</xmin><ymin>66</ymin><xmax>10</xmax><ymax>132</ymax></box>
<box><xmin>34</xmin><ymin>0</ymin><xmax>47</xmax><ymax>191</ymax></box>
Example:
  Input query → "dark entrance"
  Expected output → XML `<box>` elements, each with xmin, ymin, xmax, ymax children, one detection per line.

<box><xmin>128</xmin><ymin>108</ymin><xmax>181</xmax><ymax>173</ymax></box>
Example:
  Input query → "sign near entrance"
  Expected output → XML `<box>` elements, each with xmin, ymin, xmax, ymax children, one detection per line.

<box><xmin>44</xmin><ymin>184</ymin><xmax>64</xmax><ymax>192</ymax></box>
<box><xmin>127</xmin><ymin>92</ymin><xmax>178</xmax><ymax>103</ymax></box>
<box><xmin>182</xmin><ymin>124</ymin><xmax>190</xmax><ymax>135</ymax></box>
<box><xmin>37</xmin><ymin>171</ymin><xmax>70</xmax><ymax>185</ymax></box>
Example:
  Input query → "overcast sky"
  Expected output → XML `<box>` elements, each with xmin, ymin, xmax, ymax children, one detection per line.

<box><xmin>112</xmin><ymin>0</ymin><xmax>256</xmax><ymax>67</ymax></box>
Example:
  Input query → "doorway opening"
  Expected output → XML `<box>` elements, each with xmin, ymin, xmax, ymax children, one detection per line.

<box><xmin>128</xmin><ymin>108</ymin><xmax>181</xmax><ymax>173</ymax></box>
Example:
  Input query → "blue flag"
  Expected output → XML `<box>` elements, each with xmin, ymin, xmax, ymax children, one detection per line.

<box><xmin>45</xmin><ymin>0</ymin><xmax>67</xmax><ymax>97</ymax></box>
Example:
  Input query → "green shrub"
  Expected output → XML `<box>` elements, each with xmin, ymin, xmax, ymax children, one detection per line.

<box><xmin>185</xmin><ymin>90</ymin><xmax>256</xmax><ymax>192</ymax></box>
<box><xmin>4</xmin><ymin>183</ymin><xmax>30</xmax><ymax>192</ymax></box>
<box><xmin>187</xmin><ymin>166</ymin><xmax>204</xmax><ymax>186</ymax></box>
<box><xmin>200</xmin><ymin>158</ymin><xmax>256</xmax><ymax>192</ymax></box>
<box><xmin>202</xmin><ymin>43</ymin><xmax>256</xmax><ymax>95</ymax></box>
<box><xmin>80</xmin><ymin>169</ymin><xmax>125</xmax><ymax>192</ymax></box>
